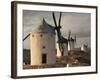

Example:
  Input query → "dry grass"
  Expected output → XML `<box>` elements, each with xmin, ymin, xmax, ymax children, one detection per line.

<box><xmin>23</xmin><ymin>50</ymin><xmax>91</xmax><ymax>69</ymax></box>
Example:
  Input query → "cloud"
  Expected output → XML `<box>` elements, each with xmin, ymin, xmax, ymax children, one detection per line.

<box><xmin>61</xmin><ymin>12</ymin><xmax>91</xmax><ymax>37</ymax></box>
<box><xmin>23</xmin><ymin>10</ymin><xmax>91</xmax><ymax>49</ymax></box>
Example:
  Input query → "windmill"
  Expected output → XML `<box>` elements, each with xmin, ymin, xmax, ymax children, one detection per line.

<box><xmin>52</xmin><ymin>12</ymin><xmax>65</xmax><ymax>56</ymax></box>
<box><xmin>23</xmin><ymin>18</ymin><xmax>57</xmax><ymax>65</ymax></box>
<box><xmin>68</xmin><ymin>30</ymin><xmax>76</xmax><ymax>51</ymax></box>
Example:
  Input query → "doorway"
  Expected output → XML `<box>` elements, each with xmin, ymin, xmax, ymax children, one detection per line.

<box><xmin>42</xmin><ymin>53</ymin><xmax>47</xmax><ymax>64</ymax></box>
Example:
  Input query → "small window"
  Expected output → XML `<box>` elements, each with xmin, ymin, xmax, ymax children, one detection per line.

<box><xmin>42</xmin><ymin>46</ymin><xmax>46</xmax><ymax>49</ymax></box>
<box><xmin>40</xmin><ymin>34</ymin><xmax>43</xmax><ymax>37</ymax></box>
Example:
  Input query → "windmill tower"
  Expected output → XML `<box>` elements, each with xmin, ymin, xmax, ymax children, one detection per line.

<box><xmin>52</xmin><ymin>12</ymin><xmax>68</xmax><ymax>57</ymax></box>
<box><xmin>23</xmin><ymin>19</ymin><xmax>56</xmax><ymax>65</ymax></box>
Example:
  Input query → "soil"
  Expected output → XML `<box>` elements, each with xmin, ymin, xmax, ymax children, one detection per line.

<box><xmin>23</xmin><ymin>50</ymin><xmax>91</xmax><ymax>69</ymax></box>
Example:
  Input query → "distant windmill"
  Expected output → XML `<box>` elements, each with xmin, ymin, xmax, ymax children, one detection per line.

<box><xmin>68</xmin><ymin>30</ymin><xmax>76</xmax><ymax>51</ymax></box>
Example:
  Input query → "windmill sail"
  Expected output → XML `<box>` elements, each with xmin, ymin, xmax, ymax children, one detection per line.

<box><xmin>52</xmin><ymin>12</ymin><xmax>64</xmax><ymax>56</ymax></box>
<box><xmin>52</xmin><ymin>12</ymin><xmax>58</xmax><ymax>28</ymax></box>
<box><xmin>23</xmin><ymin>33</ymin><xmax>30</xmax><ymax>41</ymax></box>
<box><xmin>52</xmin><ymin>12</ymin><xmax>61</xmax><ymax>41</ymax></box>
<box><xmin>58</xmin><ymin>12</ymin><xmax>62</xmax><ymax>27</ymax></box>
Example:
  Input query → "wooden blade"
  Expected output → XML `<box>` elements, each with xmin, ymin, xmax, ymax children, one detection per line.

<box><xmin>58</xmin><ymin>12</ymin><xmax>62</xmax><ymax>27</ymax></box>
<box><xmin>23</xmin><ymin>33</ymin><xmax>30</xmax><ymax>41</ymax></box>
<box><xmin>52</xmin><ymin>12</ymin><xmax>58</xmax><ymax>27</ymax></box>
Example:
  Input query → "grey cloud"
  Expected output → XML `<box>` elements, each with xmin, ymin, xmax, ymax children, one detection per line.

<box><xmin>23</xmin><ymin>10</ymin><xmax>91</xmax><ymax>49</ymax></box>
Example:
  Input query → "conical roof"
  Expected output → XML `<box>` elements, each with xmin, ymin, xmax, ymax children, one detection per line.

<box><xmin>33</xmin><ymin>19</ymin><xmax>55</xmax><ymax>34</ymax></box>
<box><xmin>57</xmin><ymin>36</ymin><xmax>68</xmax><ymax>43</ymax></box>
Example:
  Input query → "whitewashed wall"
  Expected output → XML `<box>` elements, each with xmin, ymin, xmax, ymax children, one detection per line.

<box><xmin>30</xmin><ymin>32</ymin><xmax>56</xmax><ymax>65</ymax></box>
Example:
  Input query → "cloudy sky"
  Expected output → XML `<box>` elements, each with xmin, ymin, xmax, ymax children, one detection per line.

<box><xmin>23</xmin><ymin>10</ymin><xmax>91</xmax><ymax>49</ymax></box>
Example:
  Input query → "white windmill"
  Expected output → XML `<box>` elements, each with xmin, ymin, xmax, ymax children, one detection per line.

<box><xmin>23</xmin><ymin>18</ymin><xmax>56</xmax><ymax>65</ymax></box>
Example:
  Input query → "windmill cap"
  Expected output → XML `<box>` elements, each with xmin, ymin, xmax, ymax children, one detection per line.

<box><xmin>57</xmin><ymin>36</ymin><xmax>68</xmax><ymax>43</ymax></box>
<box><xmin>32</xmin><ymin>18</ymin><xmax>55</xmax><ymax>34</ymax></box>
<box><xmin>68</xmin><ymin>37</ymin><xmax>75</xmax><ymax>42</ymax></box>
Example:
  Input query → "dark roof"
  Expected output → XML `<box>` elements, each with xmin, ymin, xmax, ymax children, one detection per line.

<box><xmin>33</xmin><ymin>19</ymin><xmax>55</xmax><ymax>34</ymax></box>
<box><xmin>57</xmin><ymin>36</ymin><xmax>68</xmax><ymax>43</ymax></box>
<box><xmin>68</xmin><ymin>37</ymin><xmax>75</xmax><ymax>42</ymax></box>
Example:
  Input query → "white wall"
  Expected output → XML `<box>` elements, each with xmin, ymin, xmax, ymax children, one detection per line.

<box><xmin>30</xmin><ymin>32</ymin><xmax>56</xmax><ymax>65</ymax></box>
<box><xmin>0</xmin><ymin>0</ymin><xmax>100</xmax><ymax>80</ymax></box>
